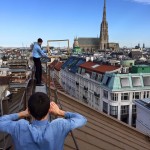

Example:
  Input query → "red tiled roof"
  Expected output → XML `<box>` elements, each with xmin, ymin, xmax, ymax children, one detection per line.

<box><xmin>54</xmin><ymin>62</ymin><xmax>64</xmax><ymax>71</ymax></box>
<box><xmin>79</xmin><ymin>61</ymin><xmax>120</xmax><ymax>74</ymax></box>
<box><xmin>48</xmin><ymin>60</ymin><xmax>58</xmax><ymax>69</ymax></box>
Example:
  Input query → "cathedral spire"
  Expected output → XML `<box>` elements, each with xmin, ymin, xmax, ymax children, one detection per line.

<box><xmin>103</xmin><ymin>0</ymin><xmax>106</xmax><ymax>21</ymax></box>
<box><xmin>99</xmin><ymin>0</ymin><xmax>109</xmax><ymax>50</ymax></box>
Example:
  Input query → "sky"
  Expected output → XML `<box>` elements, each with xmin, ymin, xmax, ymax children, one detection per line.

<box><xmin>0</xmin><ymin>0</ymin><xmax>150</xmax><ymax>48</ymax></box>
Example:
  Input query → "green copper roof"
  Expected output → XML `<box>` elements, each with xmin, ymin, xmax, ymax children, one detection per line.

<box><xmin>102</xmin><ymin>73</ymin><xmax>150</xmax><ymax>92</ymax></box>
<box><xmin>73</xmin><ymin>47</ymin><xmax>82</xmax><ymax>54</ymax></box>
<box><xmin>131</xmin><ymin>65</ymin><xmax>150</xmax><ymax>73</ymax></box>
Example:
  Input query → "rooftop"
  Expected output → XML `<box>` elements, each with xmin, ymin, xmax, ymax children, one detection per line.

<box><xmin>50</xmin><ymin>87</ymin><xmax>150</xmax><ymax>150</ymax></box>
<box><xmin>78</xmin><ymin>38</ymin><xmax>99</xmax><ymax>46</ymax></box>
<box><xmin>135</xmin><ymin>98</ymin><xmax>150</xmax><ymax>111</ymax></box>
<box><xmin>79</xmin><ymin>61</ymin><xmax>120</xmax><ymax>74</ymax></box>
<box><xmin>102</xmin><ymin>72</ymin><xmax>150</xmax><ymax>91</ymax></box>
<box><xmin>54</xmin><ymin>62</ymin><xmax>64</xmax><ymax>71</ymax></box>
<box><xmin>61</xmin><ymin>56</ymin><xmax>86</xmax><ymax>73</ymax></box>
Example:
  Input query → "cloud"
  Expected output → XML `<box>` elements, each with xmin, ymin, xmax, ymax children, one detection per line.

<box><xmin>131</xmin><ymin>0</ymin><xmax>150</xmax><ymax>4</ymax></box>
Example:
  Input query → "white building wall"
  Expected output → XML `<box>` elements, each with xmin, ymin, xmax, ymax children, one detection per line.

<box><xmin>60</xmin><ymin>69</ymin><xmax>150</xmax><ymax>127</ymax></box>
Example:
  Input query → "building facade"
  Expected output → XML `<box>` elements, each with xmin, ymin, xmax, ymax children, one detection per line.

<box><xmin>101</xmin><ymin>73</ymin><xmax>150</xmax><ymax>126</ymax></box>
<box><xmin>60</xmin><ymin>57</ymin><xmax>150</xmax><ymax>127</ymax></box>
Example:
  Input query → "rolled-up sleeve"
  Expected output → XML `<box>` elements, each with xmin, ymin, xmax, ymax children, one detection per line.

<box><xmin>0</xmin><ymin>113</ymin><xmax>19</xmax><ymax>134</ymax></box>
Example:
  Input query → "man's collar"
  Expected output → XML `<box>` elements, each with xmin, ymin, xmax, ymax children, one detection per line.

<box><xmin>32</xmin><ymin>119</ymin><xmax>48</xmax><ymax>126</ymax></box>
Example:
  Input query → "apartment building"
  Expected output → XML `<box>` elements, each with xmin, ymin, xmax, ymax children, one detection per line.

<box><xmin>101</xmin><ymin>72</ymin><xmax>150</xmax><ymax>127</ymax></box>
<box><xmin>60</xmin><ymin>57</ymin><xmax>150</xmax><ymax>127</ymax></box>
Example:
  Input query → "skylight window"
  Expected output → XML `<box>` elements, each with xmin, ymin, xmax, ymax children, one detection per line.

<box><xmin>120</xmin><ymin>78</ymin><xmax>130</xmax><ymax>87</ymax></box>
<box><xmin>92</xmin><ymin>64</ymin><xmax>100</xmax><ymax>68</ymax></box>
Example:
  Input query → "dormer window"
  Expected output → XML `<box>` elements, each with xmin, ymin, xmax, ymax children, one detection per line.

<box><xmin>143</xmin><ymin>76</ymin><xmax>150</xmax><ymax>86</ymax></box>
<box><xmin>120</xmin><ymin>78</ymin><xmax>130</xmax><ymax>88</ymax></box>
<box><xmin>91</xmin><ymin>72</ymin><xmax>96</xmax><ymax>80</ymax></box>
<box><xmin>132</xmin><ymin>77</ymin><xmax>141</xmax><ymax>87</ymax></box>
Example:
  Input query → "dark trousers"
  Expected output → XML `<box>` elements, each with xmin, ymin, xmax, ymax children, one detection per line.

<box><xmin>33</xmin><ymin>57</ymin><xmax>42</xmax><ymax>84</ymax></box>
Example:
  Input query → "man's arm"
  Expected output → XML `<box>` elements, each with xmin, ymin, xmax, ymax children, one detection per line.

<box><xmin>0</xmin><ymin>113</ymin><xmax>19</xmax><ymax>134</ymax></box>
<box><xmin>36</xmin><ymin>45</ymin><xmax>48</xmax><ymax>57</ymax></box>
<box><xmin>49</xmin><ymin>102</ymin><xmax>87</xmax><ymax>130</ymax></box>
<box><xmin>0</xmin><ymin>109</ymin><xmax>29</xmax><ymax>134</ymax></box>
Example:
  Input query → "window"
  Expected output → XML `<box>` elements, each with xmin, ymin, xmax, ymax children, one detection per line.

<box><xmin>103</xmin><ymin>76</ymin><xmax>111</xmax><ymax>86</ymax></box>
<box><xmin>133</xmin><ymin>92</ymin><xmax>140</xmax><ymax>100</ymax></box>
<box><xmin>78</xmin><ymin>67</ymin><xmax>81</xmax><ymax>74</ymax></box>
<box><xmin>132</xmin><ymin>105</ymin><xmax>136</xmax><ymax>114</ymax></box>
<box><xmin>144</xmin><ymin>91</ymin><xmax>150</xmax><ymax>99</ymax></box>
<box><xmin>103</xmin><ymin>101</ymin><xmax>108</xmax><ymax>114</ymax></box>
<box><xmin>81</xmin><ymin>68</ymin><xmax>85</xmax><ymax>74</ymax></box>
<box><xmin>121</xmin><ymin>93</ymin><xmax>129</xmax><ymax>101</ymax></box>
<box><xmin>96</xmin><ymin>74</ymin><xmax>102</xmax><ymax>82</ymax></box>
<box><xmin>111</xmin><ymin>93</ymin><xmax>118</xmax><ymax>101</ymax></box>
<box><xmin>106</xmin><ymin>77</ymin><xmax>111</xmax><ymax>86</ymax></box>
<box><xmin>130</xmin><ymin>63</ymin><xmax>133</xmax><ymax>67</ymax></box>
<box><xmin>143</xmin><ymin>76</ymin><xmax>150</xmax><ymax>86</ymax></box>
<box><xmin>103</xmin><ymin>76</ymin><xmax>108</xmax><ymax>85</ymax></box>
<box><xmin>91</xmin><ymin>72</ymin><xmax>96</xmax><ymax>80</ymax></box>
<box><xmin>120</xmin><ymin>78</ymin><xmax>130</xmax><ymax>87</ymax></box>
<box><xmin>121</xmin><ymin>105</ymin><xmax>129</xmax><ymax>115</ymax></box>
<box><xmin>95</xmin><ymin>97</ymin><xmax>99</xmax><ymax>106</ymax></box>
<box><xmin>110</xmin><ymin>106</ymin><xmax>118</xmax><ymax>118</ymax></box>
<box><xmin>103</xmin><ymin>90</ymin><xmax>108</xmax><ymax>99</ymax></box>
<box><xmin>132</xmin><ymin>77</ymin><xmax>141</xmax><ymax>87</ymax></box>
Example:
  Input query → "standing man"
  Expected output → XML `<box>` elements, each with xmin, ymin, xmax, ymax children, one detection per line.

<box><xmin>32</xmin><ymin>38</ymin><xmax>48</xmax><ymax>86</ymax></box>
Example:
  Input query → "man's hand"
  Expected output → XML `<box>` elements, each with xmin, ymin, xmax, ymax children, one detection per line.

<box><xmin>18</xmin><ymin>108</ymin><xmax>30</xmax><ymax>118</ymax></box>
<box><xmin>49</xmin><ymin>102</ymin><xmax>65</xmax><ymax>117</ymax></box>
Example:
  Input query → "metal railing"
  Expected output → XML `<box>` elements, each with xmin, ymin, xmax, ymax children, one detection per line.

<box><xmin>46</xmin><ymin>65</ymin><xmax>79</xmax><ymax>150</ymax></box>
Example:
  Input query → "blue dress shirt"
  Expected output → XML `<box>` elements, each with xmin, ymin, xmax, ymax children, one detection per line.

<box><xmin>0</xmin><ymin>112</ymin><xmax>87</xmax><ymax>150</ymax></box>
<box><xmin>32</xmin><ymin>43</ymin><xmax>48</xmax><ymax>58</ymax></box>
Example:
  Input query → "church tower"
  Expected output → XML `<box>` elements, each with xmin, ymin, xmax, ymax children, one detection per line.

<box><xmin>100</xmin><ymin>0</ymin><xmax>109</xmax><ymax>50</ymax></box>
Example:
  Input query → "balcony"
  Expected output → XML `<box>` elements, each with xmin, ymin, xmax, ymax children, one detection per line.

<box><xmin>84</xmin><ymin>86</ymin><xmax>88</xmax><ymax>91</ymax></box>
<box><xmin>83</xmin><ymin>95</ymin><xmax>88</xmax><ymax>103</ymax></box>
<box><xmin>76</xmin><ymin>81</ymin><xmax>79</xmax><ymax>86</ymax></box>
<box><xmin>94</xmin><ymin>92</ymin><xmax>100</xmax><ymax>98</ymax></box>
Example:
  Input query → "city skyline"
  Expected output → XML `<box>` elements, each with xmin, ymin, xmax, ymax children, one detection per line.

<box><xmin>0</xmin><ymin>0</ymin><xmax>150</xmax><ymax>48</ymax></box>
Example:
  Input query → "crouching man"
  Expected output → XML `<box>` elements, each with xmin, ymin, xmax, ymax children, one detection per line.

<box><xmin>0</xmin><ymin>92</ymin><xmax>87</xmax><ymax>150</ymax></box>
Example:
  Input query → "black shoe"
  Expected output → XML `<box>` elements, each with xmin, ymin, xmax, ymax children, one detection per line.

<box><xmin>36</xmin><ymin>83</ymin><xmax>44</xmax><ymax>86</ymax></box>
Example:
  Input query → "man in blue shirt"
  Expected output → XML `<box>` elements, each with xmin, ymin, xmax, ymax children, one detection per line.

<box><xmin>32</xmin><ymin>38</ymin><xmax>48</xmax><ymax>86</ymax></box>
<box><xmin>0</xmin><ymin>92</ymin><xmax>87</xmax><ymax>150</ymax></box>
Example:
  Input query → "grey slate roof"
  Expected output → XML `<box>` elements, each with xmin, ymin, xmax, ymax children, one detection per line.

<box><xmin>78</xmin><ymin>38</ymin><xmax>99</xmax><ymax>46</ymax></box>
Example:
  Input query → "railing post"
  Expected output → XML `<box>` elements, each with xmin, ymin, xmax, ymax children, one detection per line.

<box><xmin>49</xmin><ymin>66</ymin><xmax>51</xmax><ymax>99</ymax></box>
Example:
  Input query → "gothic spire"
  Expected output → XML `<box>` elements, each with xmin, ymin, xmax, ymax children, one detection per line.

<box><xmin>100</xmin><ymin>0</ymin><xmax>109</xmax><ymax>50</ymax></box>
<box><xmin>102</xmin><ymin>0</ymin><xmax>106</xmax><ymax>22</ymax></box>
